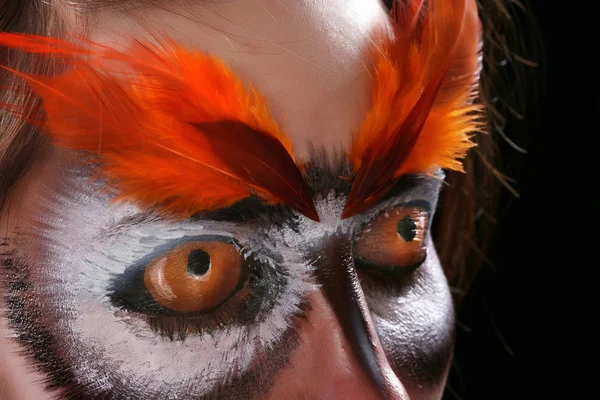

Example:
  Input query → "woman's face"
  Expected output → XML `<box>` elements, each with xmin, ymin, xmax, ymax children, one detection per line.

<box><xmin>0</xmin><ymin>1</ymin><xmax>457</xmax><ymax>399</ymax></box>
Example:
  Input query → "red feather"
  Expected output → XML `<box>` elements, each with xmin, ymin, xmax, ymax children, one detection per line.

<box><xmin>191</xmin><ymin>120</ymin><xmax>319</xmax><ymax>221</ymax></box>
<box><xmin>342</xmin><ymin>0</ymin><xmax>481</xmax><ymax>218</ymax></box>
<box><xmin>0</xmin><ymin>34</ymin><xmax>319</xmax><ymax>221</ymax></box>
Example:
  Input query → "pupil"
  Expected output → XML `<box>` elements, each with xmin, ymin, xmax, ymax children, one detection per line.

<box><xmin>187</xmin><ymin>249</ymin><xmax>211</xmax><ymax>276</ymax></box>
<box><xmin>397</xmin><ymin>215</ymin><xmax>417</xmax><ymax>241</ymax></box>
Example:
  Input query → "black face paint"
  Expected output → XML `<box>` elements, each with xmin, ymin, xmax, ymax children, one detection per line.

<box><xmin>314</xmin><ymin>232</ymin><xmax>403</xmax><ymax>400</ymax></box>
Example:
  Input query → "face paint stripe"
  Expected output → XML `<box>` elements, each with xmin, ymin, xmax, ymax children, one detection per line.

<box><xmin>314</xmin><ymin>232</ymin><xmax>404</xmax><ymax>399</ymax></box>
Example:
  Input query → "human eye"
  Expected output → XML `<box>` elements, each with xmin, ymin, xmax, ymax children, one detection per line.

<box><xmin>108</xmin><ymin>235</ymin><xmax>261</xmax><ymax>341</ymax></box>
<box><xmin>353</xmin><ymin>200</ymin><xmax>431</xmax><ymax>277</ymax></box>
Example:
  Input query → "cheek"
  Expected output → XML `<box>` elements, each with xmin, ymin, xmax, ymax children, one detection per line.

<box><xmin>362</xmin><ymin>242</ymin><xmax>454</xmax><ymax>399</ymax></box>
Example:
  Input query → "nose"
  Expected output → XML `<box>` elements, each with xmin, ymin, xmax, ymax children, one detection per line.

<box><xmin>266</xmin><ymin>233</ymin><xmax>409</xmax><ymax>400</ymax></box>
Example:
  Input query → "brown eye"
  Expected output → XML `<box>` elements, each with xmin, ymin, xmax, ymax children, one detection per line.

<box><xmin>354</xmin><ymin>205</ymin><xmax>429</xmax><ymax>272</ymax></box>
<box><xmin>143</xmin><ymin>241</ymin><xmax>243</xmax><ymax>313</ymax></box>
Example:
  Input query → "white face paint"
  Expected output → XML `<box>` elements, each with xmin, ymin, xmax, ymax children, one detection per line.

<box><xmin>17</xmin><ymin>167</ymin><xmax>322</xmax><ymax>396</ymax></box>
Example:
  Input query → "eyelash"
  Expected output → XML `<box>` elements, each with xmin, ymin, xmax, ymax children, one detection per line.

<box><xmin>355</xmin><ymin>199</ymin><xmax>432</xmax><ymax>231</ymax></box>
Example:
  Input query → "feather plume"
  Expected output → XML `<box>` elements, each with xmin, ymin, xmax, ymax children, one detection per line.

<box><xmin>342</xmin><ymin>0</ymin><xmax>482</xmax><ymax>218</ymax></box>
<box><xmin>0</xmin><ymin>34</ymin><xmax>319</xmax><ymax>221</ymax></box>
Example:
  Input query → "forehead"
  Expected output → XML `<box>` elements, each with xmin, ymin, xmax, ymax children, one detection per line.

<box><xmin>87</xmin><ymin>0</ymin><xmax>390</xmax><ymax>160</ymax></box>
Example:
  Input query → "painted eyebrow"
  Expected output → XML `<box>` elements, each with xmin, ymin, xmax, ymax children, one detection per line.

<box><xmin>194</xmin><ymin>198</ymin><xmax>293</xmax><ymax>224</ymax></box>
<box><xmin>101</xmin><ymin>169</ymin><xmax>444</xmax><ymax>238</ymax></box>
<box><xmin>194</xmin><ymin>172</ymin><xmax>445</xmax><ymax>226</ymax></box>
<box><xmin>100</xmin><ymin>198</ymin><xmax>291</xmax><ymax>239</ymax></box>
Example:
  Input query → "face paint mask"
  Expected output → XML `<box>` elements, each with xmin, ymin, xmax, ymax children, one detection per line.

<box><xmin>0</xmin><ymin>1</ymin><xmax>480</xmax><ymax>398</ymax></box>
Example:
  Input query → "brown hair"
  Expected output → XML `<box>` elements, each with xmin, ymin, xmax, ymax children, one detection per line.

<box><xmin>0</xmin><ymin>1</ymin><xmax>66</xmax><ymax>211</ymax></box>
<box><xmin>434</xmin><ymin>0</ymin><xmax>537</xmax><ymax>298</ymax></box>
<box><xmin>0</xmin><ymin>0</ymin><xmax>535</xmax><ymax>300</ymax></box>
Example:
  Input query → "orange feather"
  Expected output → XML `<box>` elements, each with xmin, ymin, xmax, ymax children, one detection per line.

<box><xmin>342</xmin><ymin>0</ymin><xmax>482</xmax><ymax>218</ymax></box>
<box><xmin>0</xmin><ymin>34</ymin><xmax>318</xmax><ymax>221</ymax></box>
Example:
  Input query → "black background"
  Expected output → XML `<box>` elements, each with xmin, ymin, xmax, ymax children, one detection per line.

<box><xmin>444</xmin><ymin>1</ymin><xmax>595</xmax><ymax>399</ymax></box>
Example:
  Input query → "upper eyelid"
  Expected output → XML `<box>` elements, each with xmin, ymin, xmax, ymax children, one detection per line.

<box><xmin>355</xmin><ymin>199</ymin><xmax>433</xmax><ymax>234</ymax></box>
<box><xmin>98</xmin><ymin>217</ymin><xmax>263</xmax><ymax>264</ymax></box>
<box><xmin>356</xmin><ymin>182</ymin><xmax>441</xmax><ymax>227</ymax></box>
<box><xmin>147</xmin><ymin>234</ymin><xmax>243</xmax><ymax>257</ymax></box>
<box><xmin>118</xmin><ymin>234</ymin><xmax>243</xmax><ymax>275</ymax></box>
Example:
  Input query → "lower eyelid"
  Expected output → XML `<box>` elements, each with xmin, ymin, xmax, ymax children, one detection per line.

<box><xmin>138</xmin><ymin>283</ymin><xmax>254</xmax><ymax>341</ymax></box>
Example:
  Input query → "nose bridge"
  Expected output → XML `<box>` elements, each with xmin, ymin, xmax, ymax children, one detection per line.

<box><xmin>314</xmin><ymin>232</ymin><xmax>408</xmax><ymax>400</ymax></box>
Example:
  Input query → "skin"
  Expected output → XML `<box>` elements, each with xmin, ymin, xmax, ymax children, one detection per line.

<box><xmin>0</xmin><ymin>1</ymin><xmax>462</xmax><ymax>399</ymax></box>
